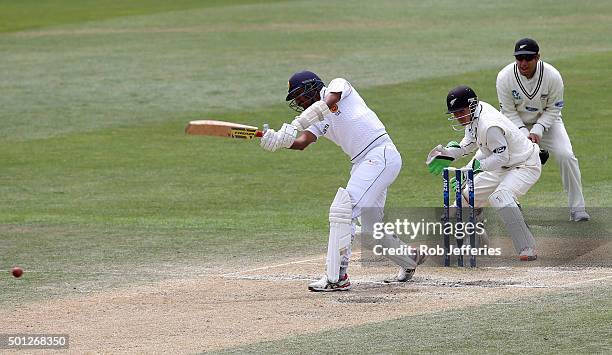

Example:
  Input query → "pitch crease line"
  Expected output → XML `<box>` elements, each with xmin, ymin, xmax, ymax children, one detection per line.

<box><xmin>560</xmin><ymin>274</ymin><xmax>612</xmax><ymax>287</ymax></box>
<box><xmin>220</xmin><ymin>252</ymin><xmax>363</xmax><ymax>277</ymax></box>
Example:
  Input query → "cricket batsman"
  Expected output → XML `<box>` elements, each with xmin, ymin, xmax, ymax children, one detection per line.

<box><xmin>426</xmin><ymin>85</ymin><xmax>542</xmax><ymax>261</ymax></box>
<box><xmin>260</xmin><ymin>71</ymin><xmax>424</xmax><ymax>291</ymax></box>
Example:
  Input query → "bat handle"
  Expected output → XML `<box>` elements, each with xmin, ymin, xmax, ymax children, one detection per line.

<box><xmin>255</xmin><ymin>123</ymin><xmax>269</xmax><ymax>138</ymax></box>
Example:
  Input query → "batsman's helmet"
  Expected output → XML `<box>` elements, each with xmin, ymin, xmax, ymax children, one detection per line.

<box><xmin>286</xmin><ymin>70</ymin><xmax>324</xmax><ymax>112</ymax></box>
<box><xmin>446</xmin><ymin>85</ymin><xmax>479</xmax><ymax>130</ymax></box>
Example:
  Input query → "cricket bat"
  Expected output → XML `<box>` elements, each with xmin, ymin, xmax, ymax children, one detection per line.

<box><xmin>185</xmin><ymin>120</ymin><xmax>268</xmax><ymax>139</ymax></box>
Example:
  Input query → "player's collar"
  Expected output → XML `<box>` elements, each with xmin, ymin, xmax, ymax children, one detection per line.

<box><xmin>468</xmin><ymin>104</ymin><xmax>482</xmax><ymax>130</ymax></box>
<box><xmin>474</xmin><ymin>103</ymin><xmax>482</xmax><ymax>119</ymax></box>
<box><xmin>514</xmin><ymin>61</ymin><xmax>544</xmax><ymax>100</ymax></box>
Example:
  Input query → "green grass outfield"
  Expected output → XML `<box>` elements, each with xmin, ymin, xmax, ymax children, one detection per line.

<box><xmin>216</xmin><ymin>285</ymin><xmax>612</xmax><ymax>354</ymax></box>
<box><xmin>1</xmin><ymin>0</ymin><xmax>611</xmax><ymax>352</ymax></box>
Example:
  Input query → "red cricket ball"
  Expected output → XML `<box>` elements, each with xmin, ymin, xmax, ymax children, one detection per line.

<box><xmin>11</xmin><ymin>266</ymin><xmax>23</xmax><ymax>278</ymax></box>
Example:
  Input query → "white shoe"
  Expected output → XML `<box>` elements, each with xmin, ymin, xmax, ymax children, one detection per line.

<box><xmin>519</xmin><ymin>248</ymin><xmax>537</xmax><ymax>261</ymax></box>
<box><xmin>308</xmin><ymin>274</ymin><xmax>351</xmax><ymax>292</ymax></box>
<box><xmin>384</xmin><ymin>248</ymin><xmax>428</xmax><ymax>283</ymax></box>
<box><xmin>384</xmin><ymin>267</ymin><xmax>415</xmax><ymax>283</ymax></box>
<box><xmin>570</xmin><ymin>210</ymin><xmax>590</xmax><ymax>222</ymax></box>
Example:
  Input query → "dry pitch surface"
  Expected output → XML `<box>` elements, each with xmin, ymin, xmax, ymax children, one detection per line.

<box><xmin>4</xmin><ymin>252</ymin><xmax>611</xmax><ymax>353</ymax></box>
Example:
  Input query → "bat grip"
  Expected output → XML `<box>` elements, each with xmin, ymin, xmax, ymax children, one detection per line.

<box><xmin>255</xmin><ymin>123</ymin><xmax>269</xmax><ymax>138</ymax></box>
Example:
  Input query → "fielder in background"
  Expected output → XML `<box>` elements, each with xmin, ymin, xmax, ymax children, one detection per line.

<box><xmin>426</xmin><ymin>85</ymin><xmax>542</xmax><ymax>261</ymax></box>
<box><xmin>496</xmin><ymin>38</ymin><xmax>589</xmax><ymax>222</ymax></box>
<box><xmin>260</xmin><ymin>70</ymin><xmax>425</xmax><ymax>291</ymax></box>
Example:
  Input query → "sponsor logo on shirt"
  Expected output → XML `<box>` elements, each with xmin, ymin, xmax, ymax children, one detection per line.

<box><xmin>322</xmin><ymin>123</ymin><xmax>330</xmax><ymax>135</ymax></box>
<box><xmin>554</xmin><ymin>100</ymin><xmax>564</xmax><ymax>108</ymax></box>
<box><xmin>330</xmin><ymin>104</ymin><xmax>341</xmax><ymax>116</ymax></box>
<box><xmin>493</xmin><ymin>146</ymin><xmax>507</xmax><ymax>154</ymax></box>
<box><xmin>525</xmin><ymin>106</ymin><xmax>539</xmax><ymax>112</ymax></box>
<box><xmin>512</xmin><ymin>90</ymin><xmax>522</xmax><ymax>100</ymax></box>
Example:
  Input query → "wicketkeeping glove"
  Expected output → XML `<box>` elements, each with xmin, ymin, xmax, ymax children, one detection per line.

<box><xmin>450</xmin><ymin>175</ymin><xmax>464</xmax><ymax>193</ymax></box>
<box><xmin>426</xmin><ymin>141</ymin><xmax>462</xmax><ymax>175</ymax></box>
<box><xmin>450</xmin><ymin>159</ymin><xmax>482</xmax><ymax>192</ymax></box>
<box><xmin>446</xmin><ymin>140</ymin><xmax>461</xmax><ymax>150</ymax></box>
<box><xmin>539</xmin><ymin>149</ymin><xmax>549</xmax><ymax>165</ymax></box>
<box><xmin>471</xmin><ymin>159</ymin><xmax>483</xmax><ymax>174</ymax></box>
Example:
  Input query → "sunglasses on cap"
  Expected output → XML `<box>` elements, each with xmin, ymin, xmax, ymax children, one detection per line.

<box><xmin>515</xmin><ymin>54</ymin><xmax>537</xmax><ymax>62</ymax></box>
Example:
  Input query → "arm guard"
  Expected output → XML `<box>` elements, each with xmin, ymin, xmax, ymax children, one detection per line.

<box><xmin>291</xmin><ymin>100</ymin><xmax>331</xmax><ymax>131</ymax></box>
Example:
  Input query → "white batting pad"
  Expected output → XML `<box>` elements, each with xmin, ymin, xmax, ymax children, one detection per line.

<box><xmin>326</xmin><ymin>188</ymin><xmax>354</xmax><ymax>283</ymax></box>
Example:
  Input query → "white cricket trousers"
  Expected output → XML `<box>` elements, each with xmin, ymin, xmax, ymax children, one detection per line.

<box><xmin>347</xmin><ymin>143</ymin><xmax>402</xmax><ymax>221</ymax></box>
<box><xmin>339</xmin><ymin>142</ymin><xmax>418</xmax><ymax>271</ymax></box>
<box><xmin>530</xmin><ymin>118</ymin><xmax>586</xmax><ymax>211</ymax></box>
<box><xmin>464</xmin><ymin>145</ymin><xmax>542</xmax><ymax>207</ymax></box>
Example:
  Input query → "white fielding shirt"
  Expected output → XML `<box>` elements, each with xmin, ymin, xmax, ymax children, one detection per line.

<box><xmin>307</xmin><ymin>78</ymin><xmax>388</xmax><ymax>161</ymax></box>
<box><xmin>459</xmin><ymin>101</ymin><xmax>537</xmax><ymax>171</ymax></box>
<box><xmin>496</xmin><ymin>60</ymin><xmax>565</xmax><ymax>138</ymax></box>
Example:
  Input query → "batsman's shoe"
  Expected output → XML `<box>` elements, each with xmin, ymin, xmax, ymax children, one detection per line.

<box><xmin>384</xmin><ymin>249</ymin><xmax>428</xmax><ymax>283</ymax></box>
<box><xmin>308</xmin><ymin>274</ymin><xmax>351</xmax><ymax>292</ymax></box>
<box><xmin>519</xmin><ymin>248</ymin><xmax>538</xmax><ymax>261</ymax></box>
<box><xmin>570</xmin><ymin>210</ymin><xmax>590</xmax><ymax>222</ymax></box>
<box><xmin>384</xmin><ymin>267</ymin><xmax>415</xmax><ymax>283</ymax></box>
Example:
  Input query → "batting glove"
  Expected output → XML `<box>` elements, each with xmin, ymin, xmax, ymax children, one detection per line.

<box><xmin>278</xmin><ymin>123</ymin><xmax>298</xmax><ymax>148</ymax></box>
<box><xmin>260</xmin><ymin>129</ymin><xmax>280</xmax><ymax>152</ymax></box>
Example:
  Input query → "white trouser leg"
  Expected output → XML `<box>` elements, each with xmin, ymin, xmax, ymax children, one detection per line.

<box><xmin>468</xmin><ymin>150</ymin><xmax>541</xmax><ymax>254</ymax></box>
<box><xmin>464</xmin><ymin>147</ymin><xmax>541</xmax><ymax>206</ymax></box>
<box><xmin>466</xmin><ymin>171</ymin><xmax>502</xmax><ymax>208</ymax></box>
<box><xmin>346</xmin><ymin>145</ymin><xmax>416</xmax><ymax>270</ymax></box>
<box><xmin>537</xmin><ymin>119</ymin><xmax>586</xmax><ymax>211</ymax></box>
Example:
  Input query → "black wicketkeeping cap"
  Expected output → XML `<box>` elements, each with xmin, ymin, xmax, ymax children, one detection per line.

<box><xmin>514</xmin><ymin>38</ymin><xmax>539</xmax><ymax>55</ymax></box>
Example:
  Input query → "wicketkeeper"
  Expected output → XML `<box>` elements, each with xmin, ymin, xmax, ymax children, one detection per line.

<box><xmin>427</xmin><ymin>85</ymin><xmax>542</xmax><ymax>261</ymax></box>
<box><xmin>260</xmin><ymin>71</ymin><xmax>424</xmax><ymax>291</ymax></box>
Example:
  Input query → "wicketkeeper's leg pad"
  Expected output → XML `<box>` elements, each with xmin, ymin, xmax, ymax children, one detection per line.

<box><xmin>489</xmin><ymin>189</ymin><xmax>536</xmax><ymax>254</ymax></box>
